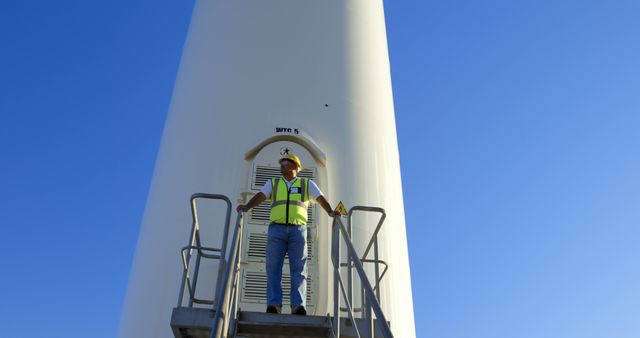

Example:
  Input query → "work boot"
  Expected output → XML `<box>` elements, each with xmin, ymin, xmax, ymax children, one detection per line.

<box><xmin>292</xmin><ymin>305</ymin><xmax>306</xmax><ymax>315</ymax></box>
<box><xmin>266</xmin><ymin>305</ymin><xmax>281</xmax><ymax>314</ymax></box>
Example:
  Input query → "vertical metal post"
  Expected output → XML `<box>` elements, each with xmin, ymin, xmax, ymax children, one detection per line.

<box><xmin>177</xmin><ymin>216</ymin><xmax>198</xmax><ymax>307</ymax></box>
<box><xmin>331</xmin><ymin>219</ymin><xmax>341</xmax><ymax>338</ymax></box>
<box><xmin>189</xmin><ymin>250</ymin><xmax>203</xmax><ymax>307</ymax></box>
<box><xmin>228</xmin><ymin>266</ymin><xmax>239</xmax><ymax>337</ymax></box>
<box><xmin>374</xmin><ymin>237</ymin><xmax>380</xmax><ymax>302</ymax></box>
<box><xmin>363</xmin><ymin>285</ymin><xmax>373</xmax><ymax>338</ymax></box>
<box><xmin>347</xmin><ymin>214</ymin><xmax>354</xmax><ymax>315</ymax></box>
<box><xmin>215</xmin><ymin>201</ymin><xmax>232</xmax><ymax>305</ymax></box>
<box><xmin>228</xmin><ymin>218</ymin><xmax>243</xmax><ymax>337</ymax></box>
<box><xmin>211</xmin><ymin>214</ymin><xmax>240</xmax><ymax>338</ymax></box>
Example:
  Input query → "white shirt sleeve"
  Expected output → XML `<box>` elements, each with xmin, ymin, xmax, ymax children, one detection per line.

<box><xmin>259</xmin><ymin>179</ymin><xmax>273</xmax><ymax>199</ymax></box>
<box><xmin>308</xmin><ymin>179</ymin><xmax>323</xmax><ymax>201</ymax></box>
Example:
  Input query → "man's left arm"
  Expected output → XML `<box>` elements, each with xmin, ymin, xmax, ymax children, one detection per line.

<box><xmin>316</xmin><ymin>195</ymin><xmax>341</xmax><ymax>217</ymax></box>
<box><xmin>308</xmin><ymin>179</ymin><xmax>340</xmax><ymax>217</ymax></box>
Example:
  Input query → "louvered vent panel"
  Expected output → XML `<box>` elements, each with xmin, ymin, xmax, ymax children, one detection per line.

<box><xmin>242</xmin><ymin>271</ymin><xmax>267</xmax><ymax>302</ymax></box>
<box><xmin>246</xmin><ymin>232</ymin><xmax>267</xmax><ymax>261</ymax></box>
<box><xmin>297</xmin><ymin>169</ymin><xmax>315</xmax><ymax>180</ymax></box>
<box><xmin>246</xmin><ymin>231</ymin><xmax>315</xmax><ymax>263</ymax></box>
<box><xmin>307</xmin><ymin>205</ymin><xmax>315</xmax><ymax>226</ymax></box>
<box><xmin>252</xmin><ymin>166</ymin><xmax>281</xmax><ymax>190</ymax></box>
<box><xmin>250</xmin><ymin>200</ymin><xmax>271</xmax><ymax>224</ymax></box>
<box><xmin>241</xmin><ymin>270</ymin><xmax>314</xmax><ymax>305</ymax></box>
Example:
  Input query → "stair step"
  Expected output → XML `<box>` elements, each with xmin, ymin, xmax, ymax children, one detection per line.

<box><xmin>236</xmin><ymin>311</ymin><xmax>331</xmax><ymax>337</ymax></box>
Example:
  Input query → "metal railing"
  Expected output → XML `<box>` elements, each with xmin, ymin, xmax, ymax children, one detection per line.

<box><xmin>176</xmin><ymin>194</ymin><xmax>392</xmax><ymax>338</ymax></box>
<box><xmin>344</xmin><ymin>207</ymin><xmax>389</xmax><ymax>313</ymax></box>
<box><xmin>210</xmin><ymin>212</ymin><xmax>244</xmax><ymax>338</ymax></box>
<box><xmin>332</xmin><ymin>207</ymin><xmax>393</xmax><ymax>338</ymax></box>
<box><xmin>177</xmin><ymin>193</ymin><xmax>233</xmax><ymax>308</ymax></box>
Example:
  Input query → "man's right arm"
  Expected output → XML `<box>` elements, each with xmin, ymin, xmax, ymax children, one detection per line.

<box><xmin>237</xmin><ymin>179</ymin><xmax>272</xmax><ymax>212</ymax></box>
<box><xmin>236</xmin><ymin>192</ymin><xmax>267</xmax><ymax>212</ymax></box>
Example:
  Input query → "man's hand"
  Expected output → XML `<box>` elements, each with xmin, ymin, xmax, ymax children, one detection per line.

<box><xmin>317</xmin><ymin>196</ymin><xmax>341</xmax><ymax>217</ymax></box>
<box><xmin>329</xmin><ymin>210</ymin><xmax>342</xmax><ymax>217</ymax></box>
<box><xmin>236</xmin><ymin>192</ymin><xmax>266</xmax><ymax>213</ymax></box>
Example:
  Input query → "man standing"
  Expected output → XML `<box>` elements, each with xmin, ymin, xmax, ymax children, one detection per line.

<box><xmin>237</xmin><ymin>154</ymin><xmax>339</xmax><ymax>315</ymax></box>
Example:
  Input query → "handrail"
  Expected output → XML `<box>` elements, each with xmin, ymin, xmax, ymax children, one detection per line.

<box><xmin>332</xmin><ymin>215</ymin><xmax>394</xmax><ymax>338</ymax></box>
<box><xmin>210</xmin><ymin>212</ymin><xmax>244</xmax><ymax>338</ymax></box>
<box><xmin>345</xmin><ymin>206</ymin><xmax>387</xmax><ymax>311</ymax></box>
<box><xmin>177</xmin><ymin>194</ymin><xmax>232</xmax><ymax>308</ymax></box>
<box><xmin>348</xmin><ymin>206</ymin><xmax>386</xmax><ymax>261</ymax></box>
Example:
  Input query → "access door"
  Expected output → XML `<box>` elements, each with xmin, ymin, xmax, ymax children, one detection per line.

<box><xmin>239</xmin><ymin>140</ymin><xmax>319</xmax><ymax>314</ymax></box>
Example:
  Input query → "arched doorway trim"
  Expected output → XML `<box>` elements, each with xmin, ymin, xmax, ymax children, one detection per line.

<box><xmin>244</xmin><ymin>134</ymin><xmax>326</xmax><ymax>166</ymax></box>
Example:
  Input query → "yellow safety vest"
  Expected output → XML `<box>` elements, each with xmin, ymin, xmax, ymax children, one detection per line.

<box><xmin>269</xmin><ymin>177</ymin><xmax>310</xmax><ymax>225</ymax></box>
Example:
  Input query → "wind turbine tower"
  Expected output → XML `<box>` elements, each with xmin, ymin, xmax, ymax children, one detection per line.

<box><xmin>120</xmin><ymin>1</ymin><xmax>415</xmax><ymax>337</ymax></box>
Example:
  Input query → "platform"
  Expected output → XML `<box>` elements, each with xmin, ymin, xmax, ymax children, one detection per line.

<box><xmin>170</xmin><ymin>307</ymin><xmax>389</xmax><ymax>338</ymax></box>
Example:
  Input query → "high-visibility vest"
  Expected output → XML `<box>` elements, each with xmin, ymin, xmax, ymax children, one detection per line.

<box><xmin>269</xmin><ymin>177</ymin><xmax>310</xmax><ymax>225</ymax></box>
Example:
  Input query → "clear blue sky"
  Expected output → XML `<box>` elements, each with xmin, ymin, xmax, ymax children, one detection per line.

<box><xmin>1</xmin><ymin>1</ymin><xmax>639</xmax><ymax>337</ymax></box>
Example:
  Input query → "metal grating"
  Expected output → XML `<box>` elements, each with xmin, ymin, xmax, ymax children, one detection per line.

<box><xmin>246</xmin><ymin>231</ymin><xmax>315</xmax><ymax>263</ymax></box>
<box><xmin>241</xmin><ymin>270</ymin><xmax>314</xmax><ymax>306</ymax></box>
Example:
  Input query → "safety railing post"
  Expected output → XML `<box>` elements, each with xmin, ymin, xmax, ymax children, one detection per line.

<box><xmin>227</xmin><ymin>257</ymin><xmax>241</xmax><ymax>337</ymax></box>
<box><xmin>374</xmin><ymin>236</ymin><xmax>380</xmax><ymax>302</ymax></box>
<box><xmin>189</xmin><ymin>251</ymin><xmax>203</xmax><ymax>307</ymax></box>
<box><xmin>228</xmin><ymin>218</ymin><xmax>243</xmax><ymax>336</ymax></box>
<box><xmin>214</xmin><ymin>199</ymin><xmax>232</xmax><ymax>306</ymax></box>
<box><xmin>211</xmin><ymin>212</ymin><xmax>244</xmax><ymax>338</ymax></box>
<box><xmin>177</xmin><ymin>219</ymin><xmax>198</xmax><ymax>307</ymax></box>
<box><xmin>331</xmin><ymin>217</ymin><xmax>341</xmax><ymax>338</ymax></box>
<box><xmin>346</xmin><ymin>214</ymin><xmax>354</xmax><ymax>315</ymax></box>
<box><xmin>363</xmin><ymin>287</ymin><xmax>373</xmax><ymax>338</ymax></box>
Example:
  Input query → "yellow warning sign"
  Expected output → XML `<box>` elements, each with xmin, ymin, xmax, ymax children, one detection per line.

<box><xmin>335</xmin><ymin>201</ymin><xmax>348</xmax><ymax>216</ymax></box>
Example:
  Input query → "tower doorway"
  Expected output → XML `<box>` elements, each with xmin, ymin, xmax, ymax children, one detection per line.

<box><xmin>238</xmin><ymin>140</ymin><xmax>320</xmax><ymax>314</ymax></box>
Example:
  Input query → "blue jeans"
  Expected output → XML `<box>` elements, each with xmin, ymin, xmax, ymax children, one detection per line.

<box><xmin>266</xmin><ymin>223</ymin><xmax>307</xmax><ymax>307</ymax></box>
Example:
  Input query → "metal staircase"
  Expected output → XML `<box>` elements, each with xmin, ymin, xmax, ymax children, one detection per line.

<box><xmin>170</xmin><ymin>193</ymin><xmax>394</xmax><ymax>338</ymax></box>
